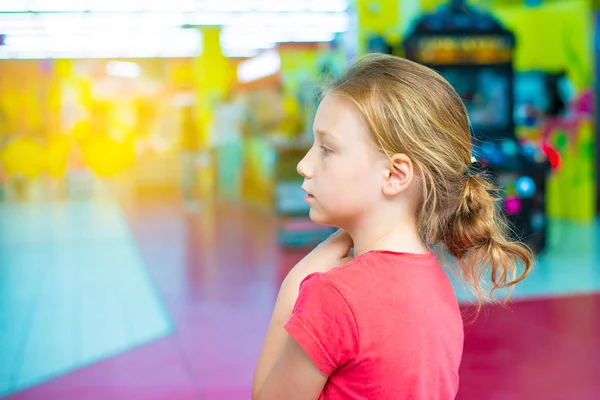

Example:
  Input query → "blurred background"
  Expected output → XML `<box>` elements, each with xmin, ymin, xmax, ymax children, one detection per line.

<box><xmin>0</xmin><ymin>0</ymin><xmax>598</xmax><ymax>399</ymax></box>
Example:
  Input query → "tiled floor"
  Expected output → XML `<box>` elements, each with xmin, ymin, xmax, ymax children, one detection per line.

<box><xmin>458</xmin><ymin>294</ymin><xmax>600</xmax><ymax>400</ymax></box>
<box><xmin>1</xmin><ymin>188</ymin><xmax>599</xmax><ymax>399</ymax></box>
<box><xmin>0</xmin><ymin>190</ymin><xmax>171</xmax><ymax>397</ymax></box>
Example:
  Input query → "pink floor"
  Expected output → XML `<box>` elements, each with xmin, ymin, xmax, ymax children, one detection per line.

<box><xmin>6</xmin><ymin>195</ymin><xmax>600</xmax><ymax>399</ymax></box>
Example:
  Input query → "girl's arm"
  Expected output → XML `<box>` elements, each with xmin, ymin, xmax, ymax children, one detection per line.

<box><xmin>256</xmin><ymin>336</ymin><xmax>327</xmax><ymax>400</ymax></box>
<box><xmin>252</xmin><ymin>230</ymin><xmax>353</xmax><ymax>400</ymax></box>
<box><xmin>251</xmin><ymin>264</ymin><xmax>310</xmax><ymax>399</ymax></box>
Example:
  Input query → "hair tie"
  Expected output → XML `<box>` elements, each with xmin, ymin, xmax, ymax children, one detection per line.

<box><xmin>465</xmin><ymin>157</ymin><xmax>484</xmax><ymax>179</ymax></box>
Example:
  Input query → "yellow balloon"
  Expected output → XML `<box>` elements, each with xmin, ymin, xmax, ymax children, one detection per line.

<box><xmin>43</xmin><ymin>135</ymin><xmax>71</xmax><ymax>178</ymax></box>
<box><xmin>0</xmin><ymin>137</ymin><xmax>44</xmax><ymax>179</ymax></box>
<box><xmin>82</xmin><ymin>136</ymin><xmax>134</xmax><ymax>177</ymax></box>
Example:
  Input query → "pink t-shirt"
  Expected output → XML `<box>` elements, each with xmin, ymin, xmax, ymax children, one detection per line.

<box><xmin>285</xmin><ymin>250</ymin><xmax>464</xmax><ymax>400</ymax></box>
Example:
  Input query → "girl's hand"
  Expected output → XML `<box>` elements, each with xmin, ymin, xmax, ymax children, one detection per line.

<box><xmin>293</xmin><ymin>229</ymin><xmax>354</xmax><ymax>276</ymax></box>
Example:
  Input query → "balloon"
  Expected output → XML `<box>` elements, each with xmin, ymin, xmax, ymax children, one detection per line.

<box><xmin>0</xmin><ymin>137</ymin><xmax>43</xmax><ymax>179</ymax></box>
<box><xmin>82</xmin><ymin>136</ymin><xmax>134</xmax><ymax>177</ymax></box>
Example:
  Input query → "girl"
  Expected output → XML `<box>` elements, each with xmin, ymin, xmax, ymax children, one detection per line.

<box><xmin>253</xmin><ymin>54</ymin><xmax>533</xmax><ymax>400</ymax></box>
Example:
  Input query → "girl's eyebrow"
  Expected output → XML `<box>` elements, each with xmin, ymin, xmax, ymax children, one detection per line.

<box><xmin>315</xmin><ymin>129</ymin><xmax>338</xmax><ymax>142</ymax></box>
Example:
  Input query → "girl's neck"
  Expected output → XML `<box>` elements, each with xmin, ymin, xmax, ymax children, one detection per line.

<box><xmin>348</xmin><ymin>218</ymin><xmax>428</xmax><ymax>258</ymax></box>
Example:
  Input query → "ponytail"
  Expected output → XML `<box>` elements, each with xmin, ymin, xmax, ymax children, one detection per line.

<box><xmin>441</xmin><ymin>171</ymin><xmax>534</xmax><ymax>310</ymax></box>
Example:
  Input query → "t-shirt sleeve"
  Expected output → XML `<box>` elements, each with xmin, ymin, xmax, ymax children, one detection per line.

<box><xmin>284</xmin><ymin>273</ymin><xmax>359</xmax><ymax>376</ymax></box>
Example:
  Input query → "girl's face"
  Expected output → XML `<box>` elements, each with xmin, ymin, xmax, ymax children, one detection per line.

<box><xmin>297</xmin><ymin>94</ymin><xmax>387</xmax><ymax>229</ymax></box>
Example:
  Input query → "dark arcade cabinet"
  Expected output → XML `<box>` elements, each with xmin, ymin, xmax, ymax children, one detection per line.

<box><xmin>401</xmin><ymin>0</ymin><xmax>550</xmax><ymax>251</ymax></box>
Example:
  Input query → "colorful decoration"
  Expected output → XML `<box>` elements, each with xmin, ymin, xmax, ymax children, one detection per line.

<box><xmin>516</xmin><ymin>176</ymin><xmax>537</xmax><ymax>198</ymax></box>
<box><xmin>81</xmin><ymin>136</ymin><xmax>135</xmax><ymax>178</ymax></box>
<box><xmin>0</xmin><ymin>137</ymin><xmax>43</xmax><ymax>179</ymax></box>
<box><xmin>504</xmin><ymin>196</ymin><xmax>523</xmax><ymax>215</ymax></box>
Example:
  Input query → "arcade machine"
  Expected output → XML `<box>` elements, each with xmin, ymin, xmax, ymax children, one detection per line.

<box><xmin>403</xmin><ymin>0</ymin><xmax>550</xmax><ymax>252</ymax></box>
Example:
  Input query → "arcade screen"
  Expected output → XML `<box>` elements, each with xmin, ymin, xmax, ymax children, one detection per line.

<box><xmin>514</xmin><ymin>72</ymin><xmax>549</xmax><ymax>119</ymax></box>
<box><xmin>437</xmin><ymin>67</ymin><xmax>511</xmax><ymax>137</ymax></box>
<box><xmin>514</xmin><ymin>71</ymin><xmax>574</xmax><ymax>125</ymax></box>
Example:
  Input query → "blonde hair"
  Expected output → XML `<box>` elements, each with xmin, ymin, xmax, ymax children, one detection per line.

<box><xmin>325</xmin><ymin>53</ymin><xmax>533</xmax><ymax>309</ymax></box>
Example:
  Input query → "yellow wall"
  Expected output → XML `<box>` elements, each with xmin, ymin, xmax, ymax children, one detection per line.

<box><xmin>494</xmin><ymin>0</ymin><xmax>592</xmax><ymax>88</ymax></box>
<box><xmin>357</xmin><ymin>0</ymin><xmax>403</xmax><ymax>52</ymax></box>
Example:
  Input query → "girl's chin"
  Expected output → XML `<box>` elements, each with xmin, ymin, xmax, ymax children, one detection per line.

<box><xmin>308</xmin><ymin>209</ymin><xmax>329</xmax><ymax>225</ymax></box>
<box><xmin>309</xmin><ymin>209</ymin><xmax>346</xmax><ymax>228</ymax></box>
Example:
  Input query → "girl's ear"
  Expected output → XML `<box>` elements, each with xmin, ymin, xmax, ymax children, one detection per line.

<box><xmin>383</xmin><ymin>153</ymin><xmax>414</xmax><ymax>196</ymax></box>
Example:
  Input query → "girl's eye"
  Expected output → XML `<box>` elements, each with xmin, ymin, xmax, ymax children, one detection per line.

<box><xmin>320</xmin><ymin>146</ymin><xmax>332</xmax><ymax>155</ymax></box>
